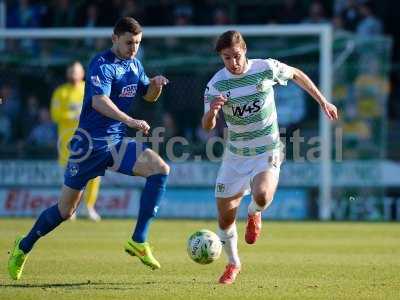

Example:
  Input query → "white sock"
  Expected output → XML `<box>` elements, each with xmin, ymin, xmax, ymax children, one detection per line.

<box><xmin>248</xmin><ymin>198</ymin><xmax>267</xmax><ymax>215</ymax></box>
<box><xmin>217</xmin><ymin>224</ymin><xmax>241</xmax><ymax>267</ymax></box>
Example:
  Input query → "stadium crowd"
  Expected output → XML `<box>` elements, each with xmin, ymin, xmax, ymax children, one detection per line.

<box><xmin>0</xmin><ymin>0</ymin><xmax>395</xmax><ymax>160</ymax></box>
<box><xmin>3</xmin><ymin>0</ymin><xmax>383</xmax><ymax>31</ymax></box>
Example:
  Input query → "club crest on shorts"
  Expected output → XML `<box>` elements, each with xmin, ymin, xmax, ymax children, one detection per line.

<box><xmin>216</xmin><ymin>183</ymin><xmax>225</xmax><ymax>193</ymax></box>
<box><xmin>268</xmin><ymin>155</ymin><xmax>279</xmax><ymax>168</ymax></box>
<box><xmin>67</xmin><ymin>163</ymin><xmax>79</xmax><ymax>177</ymax></box>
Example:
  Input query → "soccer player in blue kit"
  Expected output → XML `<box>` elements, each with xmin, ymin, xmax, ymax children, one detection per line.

<box><xmin>8</xmin><ymin>17</ymin><xmax>170</xmax><ymax>280</ymax></box>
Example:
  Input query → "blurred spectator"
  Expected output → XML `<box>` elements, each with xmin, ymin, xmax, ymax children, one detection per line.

<box><xmin>332</xmin><ymin>15</ymin><xmax>345</xmax><ymax>31</ymax></box>
<box><xmin>302</xmin><ymin>1</ymin><xmax>329</xmax><ymax>24</ymax></box>
<box><xmin>196</xmin><ymin>119</ymin><xmax>223</xmax><ymax>143</ymax></box>
<box><xmin>79</xmin><ymin>3</ymin><xmax>101</xmax><ymax>48</ymax></box>
<box><xmin>275</xmin><ymin>82</ymin><xmax>306</xmax><ymax>128</ymax></box>
<box><xmin>44</xmin><ymin>0</ymin><xmax>77</xmax><ymax>27</ymax></box>
<box><xmin>80</xmin><ymin>3</ymin><xmax>101</xmax><ymax>28</ymax></box>
<box><xmin>276</xmin><ymin>0</ymin><xmax>304</xmax><ymax>24</ymax></box>
<box><xmin>213</xmin><ymin>8</ymin><xmax>230</xmax><ymax>25</ymax></box>
<box><xmin>143</xmin><ymin>0</ymin><xmax>173</xmax><ymax>26</ymax></box>
<box><xmin>6</xmin><ymin>0</ymin><xmax>44</xmax><ymax>28</ymax></box>
<box><xmin>100</xmin><ymin>0</ymin><xmax>124</xmax><ymax>26</ymax></box>
<box><xmin>50</xmin><ymin>61</ymin><xmax>85</xmax><ymax>164</ymax></box>
<box><xmin>195</xmin><ymin>110</ymin><xmax>225</xmax><ymax>159</ymax></box>
<box><xmin>27</xmin><ymin>108</ymin><xmax>57</xmax><ymax>147</ymax></box>
<box><xmin>339</xmin><ymin>84</ymin><xmax>372</xmax><ymax>159</ymax></box>
<box><xmin>354</xmin><ymin>57</ymin><xmax>389</xmax><ymax>118</ymax></box>
<box><xmin>19</xmin><ymin>94</ymin><xmax>40</xmax><ymax>139</ymax></box>
<box><xmin>356</xmin><ymin>2</ymin><xmax>383</xmax><ymax>36</ymax></box>
<box><xmin>0</xmin><ymin>110</ymin><xmax>11</xmax><ymax>144</ymax></box>
<box><xmin>338</xmin><ymin>0</ymin><xmax>361</xmax><ymax>31</ymax></box>
<box><xmin>0</xmin><ymin>82</ymin><xmax>20</xmax><ymax>123</ymax></box>
<box><xmin>196</xmin><ymin>124</ymin><xmax>217</xmax><ymax>144</ymax></box>
<box><xmin>120</xmin><ymin>0</ymin><xmax>144</xmax><ymax>20</ymax></box>
<box><xmin>173</xmin><ymin>3</ymin><xmax>193</xmax><ymax>26</ymax></box>
<box><xmin>162</xmin><ymin>112</ymin><xmax>178</xmax><ymax>141</ymax></box>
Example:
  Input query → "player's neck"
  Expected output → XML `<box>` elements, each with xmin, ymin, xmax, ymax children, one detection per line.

<box><xmin>70</xmin><ymin>80</ymin><xmax>81</xmax><ymax>87</ymax></box>
<box><xmin>228</xmin><ymin>58</ymin><xmax>249</xmax><ymax>77</ymax></box>
<box><xmin>243</xmin><ymin>58</ymin><xmax>249</xmax><ymax>73</ymax></box>
<box><xmin>111</xmin><ymin>46</ymin><xmax>127</xmax><ymax>61</ymax></box>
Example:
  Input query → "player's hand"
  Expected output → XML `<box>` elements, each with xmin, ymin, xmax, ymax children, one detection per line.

<box><xmin>320</xmin><ymin>101</ymin><xmax>338</xmax><ymax>121</ymax></box>
<box><xmin>210</xmin><ymin>95</ymin><xmax>227</xmax><ymax>114</ymax></box>
<box><xmin>150</xmin><ymin>75</ymin><xmax>169</xmax><ymax>88</ymax></box>
<box><xmin>126</xmin><ymin>118</ymin><xmax>150</xmax><ymax>135</ymax></box>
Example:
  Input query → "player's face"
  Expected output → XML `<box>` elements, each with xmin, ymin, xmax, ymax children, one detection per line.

<box><xmin>113</xmin><ymin>32</ymin><xmax>142</xmax><ymax>60</ymax></box>
<box><xmin>220</xmin><ymin>45</ymin><xmax>247</xmax><ymax>75</ymax></box>
<box><xmin>67</xmin><ymin>63</ymin><xmax>85</xmax><ymax>84</ymax></box>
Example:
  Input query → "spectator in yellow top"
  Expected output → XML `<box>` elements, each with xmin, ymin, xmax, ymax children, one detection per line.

<box><xmin>50</xmin><ymin>61</ymin><xmax>101</xmax><ymax>221</ymax></box>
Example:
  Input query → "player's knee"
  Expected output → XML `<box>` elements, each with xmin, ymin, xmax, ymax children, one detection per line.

<box><xmin>218</xmin><ymin>215</ymin><xmax>235</xmax><ymax>230</ymax></box>
<box><xmin>148</xmin><ymin>160</ymin><xmax>169</xmax><ymax>176</ymax></box>
<box><xmin>60</xmin><ymin>207</ymin><xmax>76</xmax><ymax>220</ymax></box>
<box><xmin>158</xmin><ymin>162</ymin><xmax>170</xmax><ymax>175</ymax></box>
<box><xmin>253</xmin><ymin>191</ymin><xmax>273</xmax><ymax>208</ymax></box>
<box><xmin>58</xmin><ymin>200</ymin><xmax>78</xmax><ymax>219</ymax></box>
<box><xmin>138</xmin><ymin>149</ymin><xmax>170</xmax><ymax>176</ymax></box>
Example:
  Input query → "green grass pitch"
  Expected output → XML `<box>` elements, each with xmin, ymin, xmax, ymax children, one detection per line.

<box><xmin>0</xmin><ymin>219</ymin><xmax>399</xmax><ymax>300</ymax></box>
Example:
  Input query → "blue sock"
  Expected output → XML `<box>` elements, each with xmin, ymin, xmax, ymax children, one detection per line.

<box><xmin>132</xmin><ymin>174</ymin><xmax>168</xmax><ymax>243</ymax></box>
<box><xmin>19</xmin><ymin>204</ymin><xmax>65</xmax><ymax>253</ymax></box>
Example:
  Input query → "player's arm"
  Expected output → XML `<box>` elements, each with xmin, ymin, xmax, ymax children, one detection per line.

<box><xmin>143</xmin><ymin>75</ymin><xmax>169</xmax><ymax>102</ymax></box>
<box><xmin>202</xmin><ymin>95</ymin><xmax>227</xmax><ymax>131</ymax></box>
<box><xmin>291</xmin><ymin>67</ymin><xmax>338</xmax><ymax>121</ymax></box>
<box><xmin>92</xmin><ymin>95</ymin><xmax>150</xmax><ymax>134</ymax></box>
<box><xmin>50</xmin><ymin>89</ymin><xmax>62</xmax><ymax>124</ymax></box>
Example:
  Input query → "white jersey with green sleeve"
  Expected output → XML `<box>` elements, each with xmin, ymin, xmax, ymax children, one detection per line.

<box><xmin>203</xmin><ymin>58</ymin><xmax>294</xmax><ymax>157</ymax></box>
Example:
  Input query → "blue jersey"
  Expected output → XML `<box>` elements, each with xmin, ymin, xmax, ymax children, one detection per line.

<box><xmin>65</xmin><ymin>50</ymin><xmax>150</xmax><ymax>190</ymax></box>
<box><xmin>79</xmin><ymin>49</ymin><xmax>150</xmax><ymax>140</ymax></box>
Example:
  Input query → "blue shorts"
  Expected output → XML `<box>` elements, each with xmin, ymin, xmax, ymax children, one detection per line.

<box><xmin>64</xmin><ymin>136</ymin><xmax>146</xmax><ymax>190</ymax></box>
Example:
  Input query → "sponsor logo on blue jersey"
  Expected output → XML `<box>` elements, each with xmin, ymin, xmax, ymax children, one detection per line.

<box><xmin>119</xmin><ymin>84</ymin><xmax>138</xmax><ymax>98</ymax></box>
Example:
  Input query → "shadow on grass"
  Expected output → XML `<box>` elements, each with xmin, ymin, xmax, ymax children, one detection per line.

<box><xmin>0</xmin><ymin>279</ymin><xmax>213</xmax><ymax>290</ymax></box>
<box><xmin>0</xmin><ymin>281</ymin><xmax>159</xmax><ymax>290</ymax></box>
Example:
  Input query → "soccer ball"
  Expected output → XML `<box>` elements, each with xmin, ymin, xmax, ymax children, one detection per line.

<box><xmin>187</xmin><ymin>229</ymin><xmax>222</xmax><ymax>264</ymax></box>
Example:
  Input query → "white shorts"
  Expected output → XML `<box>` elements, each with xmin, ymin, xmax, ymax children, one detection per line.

<box><xmin>215</xmin><ymin>149</ymin><xmax>283</xmax><ymax>198</ymax></box>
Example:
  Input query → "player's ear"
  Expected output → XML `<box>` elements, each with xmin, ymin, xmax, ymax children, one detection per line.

<box><xmin>242</xmin><ymin>46</ymin><xmax>247</xmax><ymax>56</ymax></box>
<box><xmin>111</xmin><ymin>34</ymin><xmax>118</xmax><ymax>44</ymax></box>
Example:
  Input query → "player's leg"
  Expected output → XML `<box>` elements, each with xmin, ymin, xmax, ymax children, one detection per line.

<box><xmin>118</xmin><ymin>146</ymin><xmax>169</xmax><ymax>270</ymax></box>
<box><xmin>83</xmin><ymin>176</ymin><xmax>101</xmax><ymax>221</ymax></box>
<box><xmin>245</xmin><ymin>169</ymin><xmax>279</xmax><ymax>244</ymax></box>
<box><xmin>8</xmin><ymin>185</ymin><xmax>83</xmax><ymax>280</ymax></box>
<box><xmin>131</xmin><ymin>148</ymin><xmax>169</xmax><ymax>243</ymax></box>
<box><xmin>217</xmin><ymin>193</ymin><xmax>243</xmax><ymax>284</ymax></box>
<box><xmin>218</xmin><ymin>194</ymin><xmax>242</xmax><ymax>267</ymax></box>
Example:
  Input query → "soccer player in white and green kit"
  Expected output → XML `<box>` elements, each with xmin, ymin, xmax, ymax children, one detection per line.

<box><xmin>202</xmin><ymin>30</ymin><xmax>338</xmax><ymax>284</ymax></box>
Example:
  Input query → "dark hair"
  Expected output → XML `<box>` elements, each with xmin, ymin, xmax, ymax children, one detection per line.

<box><xmin>113</xmin><ymin>17</ymin><xmax>142</xmax><ymax>36</ymax></box>
<box><xmin>215</xmin><ymin>30</ymin><xmax>247</xmax><ymax>53</ymax></box>
<box><xmin>69</xmin><ymin>60</ymin><xmax>82</xmax><ymax>68</ymax></box>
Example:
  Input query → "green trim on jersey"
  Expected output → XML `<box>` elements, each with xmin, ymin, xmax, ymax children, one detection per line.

<box><xmin>224</xmin><ymin>104</ymin><xmax>274</xmax><ymax>126</ymax></box>
<box><xmin>228</xmin><ymin>140</ymin><xmax>281</xmax><ymax>156</ymax></box>
<box><xmin>214</xmin><ymin>70</ymin><xmax>273</xmax><ymax>92</ymax></box>
<box><xmin>229</xmin><ymin>122</ymin><xmax>278</xmax><ymax>141</ymax></box>
<box><xmin>228</xmin><ymin>91</ymin><xmax>268</xmax><ymax>105</ymax></box>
